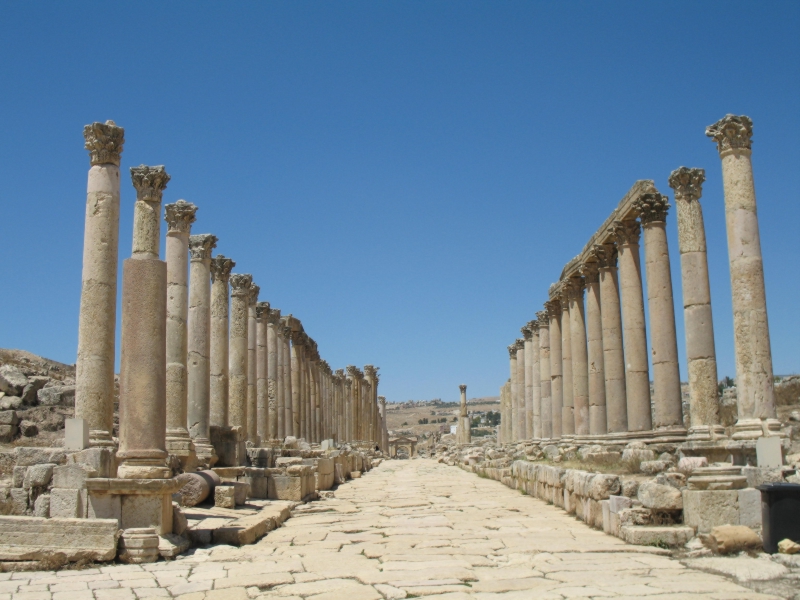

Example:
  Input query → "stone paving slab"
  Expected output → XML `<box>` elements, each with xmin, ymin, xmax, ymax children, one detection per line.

<box><xmin>2</xmin><ymin>459</ymin><xmax>796</xmax><ymax>599</ymax></box>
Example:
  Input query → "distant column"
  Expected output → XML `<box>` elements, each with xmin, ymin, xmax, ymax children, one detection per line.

<box><xmin>210</xmin><ymin>255</ymin><xmax>235</xmax><ymax>427</ymax></box>
<box><xmin>164</xmin><ymin>200</ymin><xmax>198</xmax><ymax>468</ymax></box>
<box><xmin>706</xmin><ymin>115</ymin><xmax>779</xmax><ymax>438</ymax></box>
<box><xmin>507</xmin><ymin>345</ymin><xmax>518</xmax><ymax>442</ymax></box>
<box><xmin>537</xmin><ymin>310</ymin><xmax>552</xmax><ymax>440</ymax></box>
<box><xmin>568</xmin><ymin>277</ymin><xmax>589</xmax><ymax>437</ymax></box>
<box><xmin>246</xmin><ymin>283</ymin><xmax>260</xmax><ymax>444</ymax></box>
<box><xmin>290</xmin><ymin>331</ymin><xmax>303</xmax><ymax>438</ymax></box>
<box><xmin>379</xmin><ymin>396</ymin><xmax>388</xmax><ymax>451</ymax></box>
<box><xmin>256</xmin><ymin>301</ymin><xmax>270</xmax><ymax>443</ymax></box>
<box><xmin>459</xmin><ymin>384</ymin><xmax>470</xmax><ymax>444</ymax></box>
<box><xmin>611</xmin><ymin>219</ymin><xmax>652</xmax><ymax>433</ymax></box>
<box><xmin>117</xmin><ymin>165</ymin><xmax>170</xmax><ymax>478</ymax></box>
<box><xmin>267</xmin><ymin>308</ymin><xmax>281</xmax><ymax>440</ymax></box>
<box><xmin>547</xmin><ymin>299</ymin><xmax>563</xmax><ymax>440</ymax></box>
<box><xmin>228</xmin><ymin>273</ymin><xmax>252</xmax><ymax>444</ymax></box>
<box><xmin>281</xmin><ymin>323</ymin><xmax>293</xmax><ymax>437</ymax></box>
<box><xmin>596</xmin><ymin>243</ymin><xmax>627</xmax><ymax>434</ymax></box>
<box><xmin>76</xmin><ymin>120</ymin><xmax>124</xmax><ymax>448</ymax></box>
<box><xmin>559</xmin><ymin>287</ymin><xmax>574</xmax><ymax>438</ymax></box>
<box><xmin>529</xmin><ymin>321</ymin><xmax>541</xmax><ymax>440</ymax></box>
<box><xmin>186</xmin><ymin>232</ymin><xmax>218</xmax><ymax>467</ymax></box>
<box><xmin>669</xmin><ymin>167</ymin><xmax>724</xmax><ymax>441</ymax></box>
<box><xmin>521</xmin><ymin>326</ymin><xmax>534</xmax><ymax>440</ymax></box>
<box><xmin>581</xmin><ymin>259</ymin><xmax>607</xmax><ymax>436</ymax></box>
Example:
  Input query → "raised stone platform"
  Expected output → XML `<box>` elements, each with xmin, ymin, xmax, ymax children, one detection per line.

<box><xmin>0</xmin><ymin>516</ymin><xmax>119</xmax><ymax>563</ymax></box>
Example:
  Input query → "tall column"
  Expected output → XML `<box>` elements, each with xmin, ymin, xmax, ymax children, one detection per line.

<box><xmin>210</xmin><ymin>255</ymin><xmax>235</xmax><ymax>427</ymax></box>
<box><xmin>256</xmin><ymin>301</ymin><xmax>270</xmax><ymax>443</ymax></box>
<box><xmin>117</xmin><ymin>165</ymin><xmax>170</xmax><ymax>478</ymax></box>
<box><xmin>547</xmin><ymin>300</ymin><xmax>563</xmax><ymax>440</ymax></box>
<box><xmin>459</xmin><ymin>384</ymin><xmax>470</xmax><ymax>444</ymax></box>
<box><xmin>611</xmin><ymin>219</ymin><xmax>652</xmax><ymax>433</ymax></box>
<box><xmin>537</xmin><ymin>311</ymin><xmax>551</xmax><ymax>440</ymax></box>
<box><xmin>379</xmin><ymin>396</ymin><xmax>388</xmax><ymax>451</ymax></box>
<box><xmin>364</xmin><ymin>366</ymin><xmax>378</xmax><ymax>442</ymax></box>
<box><xmin>507</xmin><ymin>345</ymin><xmax>518</xmax><ymax>442</ymax></box>
<box><xmin>336</xmin><ymin>369</ymin><xmax>346</xmax><ymax>442</ymax></box>
<box><xmin>247</xmin><ymin>284</ymin><xmax>259</xmax><ymax>444</ymax></box>
<box><xmin>499</xmin><ymin>381</ymin><xmax>509</xmax><ymax>443</ymax></box>
<box><xmin>706</xmin><ymin>115</ymin><xmax>779</xmax><ymax>438</ymax></box>
<box><xmin>568</xmin><ymin>277</ymin><xmax>589</xmax><ymax>437</ymax></box>
<box><xmin>228</xmin><ymin>273</ymin><xmax>252</xmax><ymax>445</ymax></box>
<box><xmin>596</xmin><ymin>243</ymin><xmax>627</xmax><ymax>434</ymax></box>
<box><xmin>522</xmin><ymin>326</ymin><xmax>534</xmax><ymax>440</ymax></box>
<box><xmin>309</xmin><ymin>352</ymin><xmax>319</xmax><ymax>442</ymax></box>
<box><xmin>346</xmin><ymin>366</ymin><xmax>358</xmax><ymax>442</ymax></box>
<box><xmin>634</xmin><ymin>192</ymin><xmax>683</xmax><ymax>431</ymax></box>
<box><xmin>164</xmin><ymin>200</ymin><xmax>198</xmax><ymax>468</ymax></box>
<box><xmin>76</xmin><ymin>120</ymin><xmax>124</xmax><ymax>448</ymax></box>
<box><xmin>345</xmin><ymin>376</ymin><xmax>354</xmax><ymax>442</ymax></box>
<box><xmin>528</xmin><ymin>321</ymin><xmax>541</xmax><ymax>440</ymax></box>
<box><xmin>515</xmin><ymin>340</ymin><xmax>526</xmax><ymax>440</ymax></box>
<box><xmin>186</xmin><ymin>233</ymin><xmax>218</xmax><ymax>467</ymax></box>
<box><xmin>581</xmin><ymin>260</ymin><xmax>607</xmax><ymax>436</ymax></box>
<box><xmin>290</xmin><ymin>331</ymin><xmax>303</xmax><ymax>438</ymax></box>
<box><xmin>267</xmin><ymin>308</ymin><xmax>281</xmax><ymax>440</ymax></box>
<box><xmin>559</xmin><ymin>287</ymin><xmax>574</xmax><ymax>438</ymax></box>
<box><xmin>282</xmin><ymin>323</ymin><xmax>293</xmax><ymax>438</ymax></box>
<box><xmin>669</xmin><ymin>167</ymin><xmax>724</xmax><ymax>441</ymax></box>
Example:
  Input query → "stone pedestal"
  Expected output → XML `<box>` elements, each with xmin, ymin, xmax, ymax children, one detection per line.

<box><xmin>707</xmin><ymin>115</ymin><xmax>780</xmax><ymax>439</ymax></box>
<box><xmin>86</xmin><ymin>478</ymin><xmax>181</xmax><ymax>536</ymax></box>
<box><xmin>117</xmin><ymin>165</ymin><xmax>170</xmax><ymax>480</ymax></box>
<box><xmin>76</xmin><ymin>120</ymin><xmax>124</xmax><ymax>448</ymax></box>
<box><xmin>187</xmin><ymin>234</ymin><xmax>218</xmax><ymax>468</ymax></box>
<box><xmin>164</xmin><ymin>201</ymin><xmax>198</xmax><ymax>470</ymax></box>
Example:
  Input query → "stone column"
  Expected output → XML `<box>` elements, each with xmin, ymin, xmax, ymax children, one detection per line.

<box><xmin>76</xmin><ymin>120</ymin><xmax>124</xmax><ymax>448</ymax></box>
<box><xmin>282</xmin><ymin>323</ymin><xmax>293</xmax><ymax>438</ymax></box>
<box><xmin>522</xmin><ymin>326</ymin><xmax>534</xmax><ymax>440</ymax></box>
<box><xmin>345</xmin><ymin>376</ymin><xmax>354</xmax><ymax>442</ymax></box>
<box><xmin>256</xmin><ymin>301</ymin><xmax>270</xmax><ymax>443</ymax></box>
<box><xmin>309</xmin><ymin>352</ymin><xmax>319</xmax><ymax>442</ymax></box>
<box><xmin>247</xmin><ymin>284</ymin><xmax>259</xmax><ymax>444</ymax></box>
<box><xmin>611</xmin><ymin>219</ymin><xmax>652</xmax><ymax>433</ymax></box>
<box><xmin>336</xmin><ymin>369</ymin><xmax>346</xmax><ymax>442</ymax></box>
<box><xmin>210</xmin><ymin>255</ymin><xmax>235</xmax><ymax>427</ymax></box>
<box><xmin>267</xmin><ymin>308</ymin><xmax>281</xmax><ymax>440</ymax></box>
<box><xmin>459</xmin><ymin>384</ymin><xmax>471</xmax><ymax>444</ymax></box>
<box><xmin>528</xmin><ymin>321</ymin><xmax>541</xmax><ymax>440</ymax></box>
<box><xmin>559</xmin><ymin>287</ymin><xmax>575</xmax><ymax>438</ymax></box>
<box><xmin>581</xmin><ymin>260</ymin><xmax>607</xmax><ymax>436</ymax></box>
<box><xmin>706</xmin><ymin>115</ymin><xmax>779</xmax><ymax>438</ymax></box>
<box><xmin>537</xmin><ymin>312</ymin><xmax>551</xmax><ymax>440</ymax></box>
<box><xmin>515</xmin><ymin>340</ymin><xmax>527</xmax><ymax>440</ymax></box>
<box><xmin>568</xmin><ymin>277</ymin><xmax>589</xmax><ymax>437</ymax></box>
<box><xmin>379</xmin><ymin>396</ymin><xmax>388</xmax><ymax>451</ymax></box>
<box><xmin>164</xmin><ymin>200</ymin><xmax>198</xmax><ymax>468</ymax></box>
<box><xmin>290</xmin><ymin>331</ymin><xmax>303</xmax><ymax>438</ymax></box>
<box><xmin>669</xmin><ymin>167</ymin><xmax>724</xmax><ymax>441</ymax></box>
<box><xmin>228</xmin><ymin>273</ymin><xmax>252</xmax><ymax>446</ymax></box>
<box><xmin>507</xmin><ymin>345</ymin><xmax>518</xmax><ymax>442</ymax></box>
<box><xmin>596</xmin><ymin>243</ymin><xmax>627</xmax><ymax>434</ymax></box>
<box><xmin>117</xmin><ymin>165</ymin><xmax>170</xmax><ymax>478</ymax></box>
<box><xmin>364</xmin><ymin>365</ymin><xmax>378</xmax><ymax>442</ymax></box>
<box><xmin>547</xmin><ymin>300</ymin><xmax>563</xmax><ymax>440</ymax></box>
<box><xmin>186</xmin><ymin>233</ymin><xmax>218</xmax><ymax>467</ymax></box>
<box><xmin>634</xmin><ymin>192</ymin><xmax>683</xmax><ymax>432</ymax></box>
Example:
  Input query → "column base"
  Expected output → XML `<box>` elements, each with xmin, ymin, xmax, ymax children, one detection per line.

<box><xmin>687</xmin><ymin>424</ymin><xmax>727</xmax><ymax>442</ymax></box>
<box><xmin>89</xmin><ymin>429</ymin><xmax>117</xmax><ymax>448</ymax></box>
<box><xmin>85</xmin><ymin>477</ymin><xmax>182</xmax><ymax>536</ymax></box>
<box><xmin>117</xmin><ymin>456</ymin><xmax>171</xmax><ymax>480</ymax></box>
<box><xmin>731</xmin><ymin>418</ymin><xmax>784</xmax><ymax>440</ymax></box>
<box><xmin>192</xmin><ymin>437</ymin><xmax>219</xmax><ymax>469</ymax></box>
<box><xmin>166</xmin><ymin>428</ymin><xmax>198</xmax><ymax>472</ymax></box>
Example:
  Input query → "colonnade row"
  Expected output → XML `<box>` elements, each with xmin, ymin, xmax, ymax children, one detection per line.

<box><xmin>499</xmin><ymin>114</ymin><xmax>780</xmax><ymax>447</ymax></box>
<box><xmin>74</xmin><ymin>120</ymin><xmax>388</xmax><ymax>477</ymax></box>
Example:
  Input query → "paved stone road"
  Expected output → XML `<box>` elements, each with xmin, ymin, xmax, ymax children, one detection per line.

<box><xmin>0</xmin><ymin>459</ymin><xmax>790</xmax><ymax>600</ymax></box>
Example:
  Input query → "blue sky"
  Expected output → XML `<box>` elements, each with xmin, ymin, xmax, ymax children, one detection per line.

<box><xmin>1</xmin><ymin>2</ymin><xmax>798</xmax><ymax>403</ymax></box>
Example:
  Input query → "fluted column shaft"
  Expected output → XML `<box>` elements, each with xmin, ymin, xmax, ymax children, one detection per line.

<box><xmin>522</xmin><ymin>329</ymin><xmax>533</xmax><ymax>440</ymax></box>
<box><xmin>515</xmin><ymin>342</ymin><xmax>526</xmax><ymax>440</ymax></box>
<box><xmin>707</xmin><ymin>115</ymin><xmax>777</xmax><ymax>438</ymax></box>
<box><xmin>530</xmin><ymin>325</ymin><xmax>541</xmax><ymax>439</ymax></box>
<box><xmin>582</xmin><ymin>263</ymin><xmax>607</xmax><ymax>435</ymax></box>
<box><xmin>548</xmin><ymin>302</ymin><xmax>563</xmax><ymax>440</ymax></box>
<box><xmin>670</xmin><ymin>168</ymin><xmax>722</xmax><ymax>440</ymax></box>
<box><xmin>76</xmin><ymin>121</ymin><xmax>124</xmax><ymax>448</ymax></box>
<box><xmin>613</xmin><ymin>220</ymin><xmax>652</xmax><ymax>432</ymax></box>
<box><xmin>210</xmin><ymin>256</ymin><xmax>234</xmax><ymax>427</ymax></box>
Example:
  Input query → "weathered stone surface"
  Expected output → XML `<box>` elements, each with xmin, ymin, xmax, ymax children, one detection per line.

<box><xmin>33</xmin><ymin>493</ymin><xmax>50</xmax><ymax>517</ymax></box>
<box><xmin>709</xmin><ymin>524</ymin><xmax>762</xmax><ymax>554</ymax></box>
<box><xmin>176</xmin><ymin>471</ymin><xmax>212</xmax><ymax>506</ymax></box>
<box><xmin>215</xmin><ymin>485</ymin><xmax>236</xmax><ymax>508</ymax></box>
<box><xmin>621</xmin><ymin>525</ymin><xmax>694</xmax><ymax>547</ymax></box>
<box><xmin>119</xmin><ymin>527</ymin><xmax>160</xmax><ymax>563</ymax></box>
<box><xmin>0</xmin><ymin>515</ymin><xmax>118</xmax><ymax>561</ymax></box>
<box><xmin>0</xmin><ymin>365</ymin><xmax>28</xmax><ymax>395</ymax></box>
<box><xmin>778</xmin><ymin>538</ymin><xmax>800</xmax><ymax>554</ymax></box>
<box><xmin>637</xmin><ymin>481</ymin><xmax>682</xmax><ymax>511</ymax></box>
<box><xmin>37</xmin><ymin>385</ymin><xmax>76</xmax><ymax>406</ymax></box>
<box><xmin>683</xmin><ymin>489</ymin><xmax>739</xmax><ymax>533</ymax></box>
<box><xmin>22</xmin><ymin>463</ymin><xmax>55</xmax><ymax>489</ymax></box>
<box><xmin>53</xmin><ymin>463</ymin><xmax>95</xmax><ymax>489</ymax></box>
<box><xmin>15</xmin><ymin>446</ymin><xmax>69</xmax><ymax>467</ymax></box>
<box><xmin>50</xmin><ymin>487</ymin><xmax>85</xmax><ymax>518</ymax></box>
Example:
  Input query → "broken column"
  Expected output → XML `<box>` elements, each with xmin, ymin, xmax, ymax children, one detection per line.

<box><xmin>669</xmin><ymin>167</ymin><xmax>724</xmax><ymax>441</ymax></box>
<box><xmin>706</xmin><ymin>114</ymin><xmax>779</xmax><ymax>438</ymax></box>
<box><xmin>164</xmin><ymin>200</ymin><xmax>198</xmax><ymax>469</ymax></box>
<box><xmin>459</xmin><ymin>384</ymin><xmax>470</xmax><ymax>444</ymax></box>
<box><xmin>76</xmin><ymin>120</ymin><xmax>125</xmax><ymax>448</ymax></box>
<box><xmin>187</xmin><ymin>233</ymin><xmax>218</xmax><ymax>467</ymax></box>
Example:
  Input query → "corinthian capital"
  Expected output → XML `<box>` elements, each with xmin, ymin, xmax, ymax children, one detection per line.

<box><xmin>526</xmin><ymin>319</ymin><xmax>539</xmax><ymax>333</ymax></box>
<box><xmin>514</xmin><ymin>339</ymin><xmax>525</xmax><ymax>351</ymax></box>
<box><xmin>83</xmin><ymin>120</ymin><xmax>124</xmax><ymax>166</ymax></box>
<box><xmin>346</xmin><ymin>365</ymin><xmax>358</xmax><ymax>378</ymax></box>
<box><xmin>249</xmin><ymin>283</ymin><xmax>260</xmax><ymax>305</ymax></box>
<box><xmin>668</xmin><ymin>167</ymin><xmax>705</xmax><ymax>202</ymax></box>
<box><xmin>266</xmin><ymin>308</ymin><xmax>282</xmax><ymax>325</ymax></box>
<box><xmin>610</xmin><ymin>219</ymin><xmax>641</xmax><ymax>246</ymax></box>
<box><xmin>507</xmin><ymin>344</ymin><xmax>517</xmax><ymax>358</ymax></box>
<box><xmin>363</xmin><ymin>365</ymin><xmax>378</xmax><ymax>378</ymax></box>
<box><xmin>282</xmin><ymin>326</ymin><xmax>292</xmax><ymax>339</ymax></box>
<box><xmin>580</xmin><ymin>260</ymin><xmax>600</xmax><ymax>284</ymax></box>
<box><xmin>229</xmin><ymin>273</ymin><xmax>253</xmax><ymax>297</ymax></box>
<box><xmin>335</xmin><ymin>368</ymin><xmax>345</xmax><ymax>378</ymax></box>
<box><xmin>210</xmin><ymin>255</ymin><xmax>235</xmax><ymax>283</ymax></box>
<box><xmin>593</xmin><ymin>243</ymin><xmax>617</xmax><ymax>269</ymax></box>
<box><xmin>131</xmin><ymin>165</ymin><xmax>171</xmax><ymax>203</ymax></box>
<box><xmin>256</xmin><ymin>301</ymin><xmax>271</xmax><ymax>319</ymax></box>
<box><xmin>545</xmin><ymin>299</ymin><xmax>560</xmax><ymax>318</ymax></box>
<box><xmin>188</xmin><ymin>234</ymin><xmax>217</xmax><ymax>261</ymax></box>
<box><xmin>521</xmin><ymin>325</ymin><xmax>532</xmax><ymax>340</ymax></box>
<box><xmin>535</xmin><ymin>310</ymin><xmax>549</xmax><ymax>326</ymax></box>
<box><xmin>459</xmin><ymin>384</ymin><xmax>467</xmax><ymax>393</ymax></box>
<box><xmin>706</xmin><ymin>114</ymin><xmax>753</xmax><ymax>156</ymax></box>
<box><xmin>634</xmin><ymin>192</ymin><xmax>670</xmax><ymax>225</ymax></box>
<box><xmin>164</xmin><ymin>200</ymin><xmax>197</xmax><ymax>234</ymax></box>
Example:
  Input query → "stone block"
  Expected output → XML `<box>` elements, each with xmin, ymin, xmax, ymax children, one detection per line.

<box><xmin>621</xmin><ymin>525</ymin><xmax>694</xmax><ymax>547</ymax></box>
<box><xmin>50</xmin><ymin>488</ymin><xmax>85</xmax><ymax>518</ymax></box>
<box><xmin>9</xmin><ymin>488</ymin><xmax>28</xmax><ymax>514</ymax></box>
<box><xmin>12</xmin><ymin>465</ymin><xmax>26</xmax><ymax>488</ymax></box>
<box><xmin>0</xmin><ymin>365</ymin><xmax>27</xmax><ymax>395</ymax></box>
<box><xmin>756</xmin><ymin>436</ymin><xmax>783</xmax><ymax>468</ymax></box>
<box><xmin>33</xmin><ymin>493</ymin><xmax>50</xmax><ymax>517</ymax></box>
<box><xmin>215</xmin><ymin>485</ymin><xmax>236</xmax><ymax>508</ymax></box>
<box><xmin>678</xmin><ymin>456</ymin><xmax>708</xmax><ymax>473</ymax></box>
<box><xmin>269</xmin><ymin>475</ymin><xmax>303</xmax><ymax>501</ymax></box>
<box><xmin>87</xmin><ymin>492</ymin><xmax>121</xmax><ymax>522</ymax></box>
<box><xmin>64</xmin><ymin>418</ymin><xmax>90</xmax><ymax>450</ymax></box>
<box><xmin>37</xmin><ymin>385</ymin><xmax>76</xmax><ymax>407</ymax></box>
<box><xmin>159</xmin><ymin>532</ymin><xmax>190</xmax><ymax>558</ymax></box>
<box><xmin>172</xmin><ymin>503</ymin><xmax>188</xmax><ymax>535</ymax></box>
<box><xmin>682</xmin><ymin>489</ymin><xmax>739</xmax><ymax>533</ymax></box>
<box><xmin>738</xmin><ymin>488</ymin><xmax>762</xmax><ymax>529</ymax></box>
<box><xmin>119</xmin><ymin>527</ymin><xmax>160</xmax><ymax>564</ymax></box>
<box><xmin>638</xmin><ymin>481</ymin><xmax>683</xmax><ymax>511</ymax></box>
<box><xmin>741</xmin><ymin>466</ymin><xmax>784</xmax><ymax>489</ymax></box>
<box><xmin>0</xmin><ymin>410</ymin><xmax>19</xmax><ymax>425</ymax></box>
<box><xmin>608</xmin><ymin>494</ymin><xmax>633</xmax><ymax>514</ymax></box>
<box><xmin>213</xmin><ymin>512</ymin><xmax>275</xmax><ymax>546</ymax></box>
<box><xmin>589</xmin><ymin>474</ymin><xmax>620</xmax><ymax>500</ymax></box>
<box><xmin>0</xmin><ymin>515</ymin><xmax>118</xmax><ymax>562</ymax></box>
<box><xmin>640</xmin><ymin>460</ymin><xmax>670</xmax><ymax>475</ymax></box>
<box><xmin>21</xmin><ymin>377</ymin><xmax>48</xmax><ymax>404</ymax></box>
<box><xmin>601</xmin><ymin>499</ymin><xmax>611</xmax><ymax>533</ymax></box>
<box><xmin>66</xmin><ymin>447</ymin><xmax>114</xmax><ymax>478</ymax></box>
<box><xmin>18</xmin><ymin>420</ymin><xmax>37</xmax><ymax>437</ymax></box>
<box><xmin>53</xmin><ymin>464</ymin><xmax>95</xmax><ymax>489</ymax></box>
<box><xmin>276</xmin><ymin>456</ymin><xmax>303</xmax><ymax>468</ymax></box>
<box><xmin>321</xmin><ymin>439</ymin><xmax>335</xmax><ymax>450</ymax></box>
<box><xmin>121</xmin><ymin>493</ymin><xmax>172</xmax><ymax>535</ymax></box>
<box><xmin>210</xmin><ymin>425</ymin><xmax>246</xmax><ymax>467</ymax></box>
<box><xmin>0</xmin><ymin>423</ymin><xmax>16</xmax><ymax>443</ymax></box>
<box><xmin>709</xmin><ymin>524</ymin><xmax>762</xmax><ymax>554</ymax></box>
<box><xmin>241</xmin><ymin>473</ymin><xmax>268</xmax><ymax>499</ymax></box>
<box><xmin>15</xmin><ymin>447</ymin><xmax>68</xmax><ymax>467</ymax></box>
<box><xmin>317</xmin><ymin>457</ymin><xmax>334</xmax><ymax>476</ymax></box>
